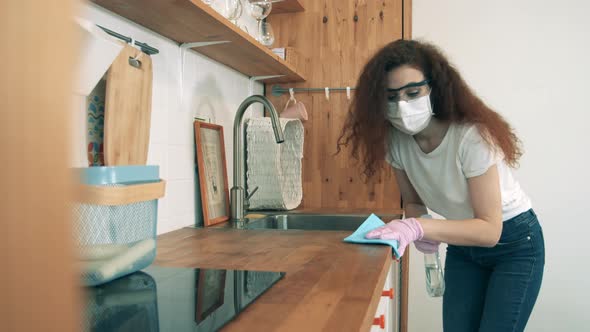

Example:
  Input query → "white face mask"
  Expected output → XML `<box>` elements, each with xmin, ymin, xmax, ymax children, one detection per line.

<box><xmin>386</xmin><ymin>94</ymin><xmax>434</xmax><ymax>135</ymax></box>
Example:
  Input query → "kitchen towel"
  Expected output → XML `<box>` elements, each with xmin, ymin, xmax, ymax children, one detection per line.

<box><xmin>86</xmin><ymin>79</ymin><xmax>106</xmax><ymax>166</ymax></box>
<box><xmin>246</xmin><ymin>118</ymin><xmax>304</xmax><ymax>210</ymax></box>
<box><xmin>71</xmin><ymin>17</ymin><xmax>123</xmax><ymax>167</ymax></box>
<box><xmin>73</xmin><ymin>17</ymin><xmax>123</xmax><ymax>96</ymax></box>
<box><xmin>343</xmin><ymin>213</ymin><xmax>401</xmax><ymax>258</ymax></box>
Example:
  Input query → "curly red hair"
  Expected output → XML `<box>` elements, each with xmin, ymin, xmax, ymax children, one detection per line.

<box><xmin>337</xmin><ymin>39</ymin><xmax>522</xmax><ymax>178</ymax></box>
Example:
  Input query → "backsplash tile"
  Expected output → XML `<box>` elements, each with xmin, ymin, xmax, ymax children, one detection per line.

<box><xmin>163</xmin><ymin>179</ymin><xmax>196</xmax><ymax>225</ymax></box>
<box><xmin>167</xmin><ymin>145</ymin><xmax>195</xmax><ymax>181</ymax></box>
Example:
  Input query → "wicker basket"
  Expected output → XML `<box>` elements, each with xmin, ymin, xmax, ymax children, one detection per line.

<box><xmin>246</xmin><ymin>118</ymin><xmax>304</xmax><ymax>210</ymax></box>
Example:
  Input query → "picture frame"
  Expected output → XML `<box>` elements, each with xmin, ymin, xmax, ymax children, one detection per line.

<box><xmin>194</xmin><ymin>121</ymin><xmax>230</xmax><ymax>227</ymax></box>
<box><xmin>194</xmin><ymin>268</ymin><xmax>226</xmax><ymax>323</ymax></box>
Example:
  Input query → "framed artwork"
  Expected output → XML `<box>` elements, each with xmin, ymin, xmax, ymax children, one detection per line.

<box><xmin>194</xmin><ymin>121</ymin><xmax>230</xmax><ymax>226</ymax></box>
<box><xmin>194</xmin><ymin>269</ymin><xmax>226</xmax><ymax>323</ymax></box>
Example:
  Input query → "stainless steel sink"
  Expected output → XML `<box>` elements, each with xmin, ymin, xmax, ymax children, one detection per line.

<box><xmin>243</xmin><ymin>214</ymin><xmax>374</xmax><ymax>231</ymax></box>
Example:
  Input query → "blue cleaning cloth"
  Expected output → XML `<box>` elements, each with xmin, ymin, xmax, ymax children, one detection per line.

<box><xmin>343</xmin><ymin>213</ymin><xmax>401</xmax><ymax>258</ymax></box>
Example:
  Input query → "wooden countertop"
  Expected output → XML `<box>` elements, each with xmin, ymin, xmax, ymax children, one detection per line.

<box><xmin>155</xmin><ymin>227</ymin><xmax>394</xmax><ymax>332</ymax></box>
<box><xmin>258</xmin><ymin>207</ymin><xmax>404</xmax><ymax>217</ymax></box>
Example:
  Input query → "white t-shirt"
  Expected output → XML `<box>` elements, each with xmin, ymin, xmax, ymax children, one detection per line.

<box><xmin>386</xmin><ymin>123</ymin><xmax>531</xmax><ymax>221</ymax></box>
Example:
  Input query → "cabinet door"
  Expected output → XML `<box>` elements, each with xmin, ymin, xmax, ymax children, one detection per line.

<box><xmin>370</xmin><ymin>297</ymin><xmax>388</xmax><ymax>332</ymax></box>
<box><xmin>385</xmin><ymin>292</ymin><xmax>393</xmax><ymax>332</ymax></box>
<box><xmin>390</xmin><ymin>260</ymin><xmax>400</xmax><ymax>332</ymax></box>
<box><xmin>372</xmin><ymin>259</ymin><xmax>396</xmax><ymax>332</ymax></box>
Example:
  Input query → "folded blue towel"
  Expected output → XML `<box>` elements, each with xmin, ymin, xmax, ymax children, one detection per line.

<box><xmin>343</xmin><ymin>213</ymin><xmax>401</xmax><ymax>258</ymax></box>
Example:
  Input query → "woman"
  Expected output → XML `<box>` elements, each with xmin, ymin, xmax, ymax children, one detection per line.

<box><xmin>338</xmin><ymin>40</ymin><xmax>544</xmax><ymax>332</ymax></box>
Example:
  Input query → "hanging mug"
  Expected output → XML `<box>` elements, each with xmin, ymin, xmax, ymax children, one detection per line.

<box><xmin>280</xmin><ymin>94</ymin><xmax>308</xmax><ymax>121</ymax></box>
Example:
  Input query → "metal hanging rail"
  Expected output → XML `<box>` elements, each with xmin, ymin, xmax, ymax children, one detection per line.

<box><xmin>97</xmin><ymin>25</ymin><xmax>159</xmax><ymax>55</ymax></box>
<box><xmin>271</xmin><ymin>85</ymin><xmax>356</xmax><ymax>97</ymax></box>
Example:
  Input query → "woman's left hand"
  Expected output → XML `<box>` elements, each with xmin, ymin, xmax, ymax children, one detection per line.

<box><xmin>365</xmin><ymin>218</ymin><xmax>424</xmax><ymax>256</ymax></box>
<box><xmin>414</xmin><ymin>239</ymin><xmax>440</xmax><ymax>254</ymax></box>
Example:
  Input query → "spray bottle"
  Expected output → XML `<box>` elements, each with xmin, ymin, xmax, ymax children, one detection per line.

<box><xmin>421</xmin><ymin>214</ymin><xmax>445</xmax><ymax>297</ymax></box>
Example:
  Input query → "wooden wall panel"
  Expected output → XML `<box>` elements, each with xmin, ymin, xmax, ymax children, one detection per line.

<box><xmin>403</xmin><ymin>0</ymin><xmax>412</xmax><ymax>40</ymax></box>
<box><xmin>267</xmin><ymin>0</ymin><xmax>406</xmax><ymax>210</ymax></box>
<box><xmin>0</xmin><ymin>1</ymin><xmax>80</xmax><ymax>331</ymax></box>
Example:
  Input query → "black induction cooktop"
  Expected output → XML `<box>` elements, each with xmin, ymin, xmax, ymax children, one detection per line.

<box><xmin>83</xmin><ymin>265</ymin><xmax>285</xmax><ymax>332</ymax></box>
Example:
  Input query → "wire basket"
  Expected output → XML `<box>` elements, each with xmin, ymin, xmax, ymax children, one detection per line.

<box><xmin>72</xmin><ymin>166</ymin><xmax>166</xmax><ymax>286</ymax></box>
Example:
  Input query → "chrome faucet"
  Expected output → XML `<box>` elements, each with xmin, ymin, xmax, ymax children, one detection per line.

<box><xmin>231</xmin><ymin>95</ymin><xmax>284</xmax><ymax>222</ymax></box>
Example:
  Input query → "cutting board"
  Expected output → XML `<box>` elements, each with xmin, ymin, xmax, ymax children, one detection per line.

<box><xmin>104</xmin><ymin>43</ymin><xmax>153</xmax><ymax>165</ymax></box>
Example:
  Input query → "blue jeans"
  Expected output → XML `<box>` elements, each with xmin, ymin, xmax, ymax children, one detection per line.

<box><xmin>443</xmin><ymin>209</ymin><xmax>545</xmax><ymax>332</ymax></box>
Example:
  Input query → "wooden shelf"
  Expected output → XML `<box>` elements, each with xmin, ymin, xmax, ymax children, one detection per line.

<box><xmin>92</xmin><ymin>0</ymin><xmax>305</xmax><ymax>84</ymax></box>
<box><xmin>271</xmin><ymin>0</ymin><xmax>305</xmax><ymax>14</ymax></box>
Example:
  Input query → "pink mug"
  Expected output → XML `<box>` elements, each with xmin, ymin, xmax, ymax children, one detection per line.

<box><xmin>280</xmin><ymin>97</ymin><xmax>308</xmax><ymax>121</ymax></box>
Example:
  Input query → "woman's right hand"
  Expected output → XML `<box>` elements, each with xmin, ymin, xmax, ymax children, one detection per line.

<box><xmin>365</xmin><ymin>218</ymin><xmax>424</xmax><ymax>256</ymax></box>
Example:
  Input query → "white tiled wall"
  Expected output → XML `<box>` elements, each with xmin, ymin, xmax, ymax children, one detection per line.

<box><xmin>80</xmin><ymin>3</ymin><xmax>264</xmax><ymax>234</ymax></box>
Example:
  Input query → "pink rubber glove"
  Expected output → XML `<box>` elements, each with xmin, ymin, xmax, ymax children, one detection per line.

<box><xmin>414</xmin><ymin>239</ymin><xmax>440</xmax><ymax>254</ymax></box>
<box><xmin>365</xmin><ymin>218</ymin><xmax>424</xmax><ymax>257</ymax></box>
